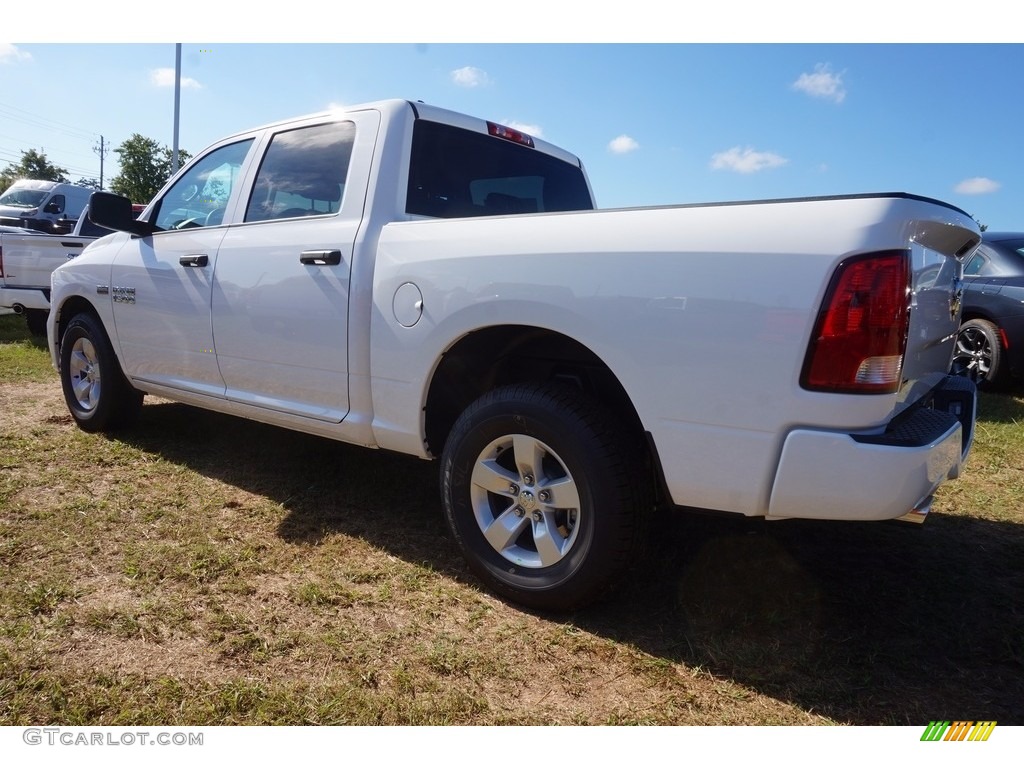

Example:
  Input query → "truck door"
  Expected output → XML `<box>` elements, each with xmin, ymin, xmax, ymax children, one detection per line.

<box><xmin>211</xmin><ymin>112</ymin><xmax>379</xmax><ymax>423</ymax></box>
<box><xmin>110</xmin><ymin>138</ymin><xmax>255</xmax><ymax>397</ymax></box>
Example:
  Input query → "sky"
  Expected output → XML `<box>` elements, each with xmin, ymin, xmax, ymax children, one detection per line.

<box><xmin>2</xmin><ymin>6</ymin><xmax>1022</xmax><ymax>230</ymax></box>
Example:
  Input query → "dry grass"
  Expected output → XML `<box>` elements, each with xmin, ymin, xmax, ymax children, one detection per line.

<box><xmin>1</xmin><ymin>314</ymin><xmax>1022</xmax><ymax>725</ymax></box>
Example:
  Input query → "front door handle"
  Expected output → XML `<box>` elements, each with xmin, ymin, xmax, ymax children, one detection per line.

<box><xmin>299</xmin><ymin>249</ymin><xmax>342</xmax><ymax>266</ymax></box>
<box><xmin>180</xmin><ymin>254</ymin><xmax>209</xmax><ymax>267</ymax></box>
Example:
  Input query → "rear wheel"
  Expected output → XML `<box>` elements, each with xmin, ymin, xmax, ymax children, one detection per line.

<box><xmin>59</xmin><ymin>312</ymin><xmax>143</xmax><ymax>432</ymax></box>
<box><xmin>440</xmin><ymin>383</ymin><xmax>650</xmax><ymax>611</ymax></box>
<box><xmin>951</xmin><ymin>318</ymin><xmax>1003</xmax><ymax>388</ymax></box>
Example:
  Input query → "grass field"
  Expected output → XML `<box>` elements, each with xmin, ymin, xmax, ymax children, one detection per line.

<box><xmin>1</xmin><ymin>313</ymin><xmax>1021</xmax><ymax>725</ymax></box>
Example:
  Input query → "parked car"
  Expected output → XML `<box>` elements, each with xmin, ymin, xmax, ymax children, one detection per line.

<box><xmin>950</xmin><ymin>231</ymin><xmax>1024</xmax><ymax>387</ymax></box>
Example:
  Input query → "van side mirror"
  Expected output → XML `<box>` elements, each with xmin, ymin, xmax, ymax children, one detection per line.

<box><xmin>88</xmin><ymin>192</ymin><xmax>157</xmax><ymax>236</ymax></box>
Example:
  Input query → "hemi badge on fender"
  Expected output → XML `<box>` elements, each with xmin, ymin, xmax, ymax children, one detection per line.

<box><xmin>97</xmin><ymin>285</ymin><xmax>110</xmax><ymax>295</ymax></box>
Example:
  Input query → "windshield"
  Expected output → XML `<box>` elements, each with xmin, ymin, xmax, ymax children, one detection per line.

<box><xmin>0</xmin><ymin>189</ymin><xmax>47</xmax><ymax>208</ymax></box>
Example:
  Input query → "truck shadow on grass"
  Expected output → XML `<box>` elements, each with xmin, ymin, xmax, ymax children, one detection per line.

<box><xmin>117</xmin><ymin>397</ymin><xmax>1024</xmax><ymax>725</ymax></box>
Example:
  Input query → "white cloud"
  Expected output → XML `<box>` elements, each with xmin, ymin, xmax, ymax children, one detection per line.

<box><xmin>793</xmin><ymin>63</ymin><xmax>846</xmax><ymax>104</ymax></box>
<box><xmin>451</xmin><ymin>66</ymin><xmax>491</xmax><ymax>88</ymax></box>
<box><xmin>608</xmin><ymin>135</ymin><xmax>639</xmax><ymax>154</ymax></box>
<box><xmin>711</xmin><ymin>146</ymin><xmax>788</xmax><ymax>173</ymax></box>
<box><xmin>955</xmin><ymin>177</ymin><xmax>1000</xmax><ymax>195</ymax></box>
<box><xmin>0</xmin><ymin>43</ymin><xmax>32</xmax><ymax>64</ymax></box>
<box><xmin>505</xmin><ymin>120</ymin><xmax>543</xmax><ymax>138</ymax></box>
<box><xmin>150</xmin><ymin>67</ymin><xmax>202</xmax><ymax>89</ymax></box>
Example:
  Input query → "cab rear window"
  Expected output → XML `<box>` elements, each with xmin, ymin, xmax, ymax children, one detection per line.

<box><xmin>406</xmin><ymin>120</ymin><xmax>593</xmax><ymax>218</ymax></box>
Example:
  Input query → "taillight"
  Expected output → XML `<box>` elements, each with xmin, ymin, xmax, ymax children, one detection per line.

<box><xmin>801</xmin><ymin>250</ymin><xmax>911</xmax><ymax>394</ymax></box>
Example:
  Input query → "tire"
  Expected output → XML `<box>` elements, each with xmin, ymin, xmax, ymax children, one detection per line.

<box><xmin>25</xmin><ymin>309</ymin><xmax>48</xmax><ymax>338</ymax></box>
<box><xmin>951</xmin><ymin>318</ymin><xmax>1003</xmax><ymax>388</ymax></box>
<box><xmin>440</xmin><ymin>383</ymin><xmax>650</xmax><ymax>612</ymax></box>
<box><xmin>59</xmin><ymin>312</ymin><xmax>143</xmax><ymax>432</ymax></box>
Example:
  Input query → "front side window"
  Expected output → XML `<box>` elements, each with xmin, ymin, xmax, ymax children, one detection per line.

<box><xmin>44</xmin><ymin>194</ymin><xmax>65</xmax><ymax>214</ymax></box>
<box><xmin>406</xmin><ymin>120</ymin><xmax>593</xmax><ymax>218</ymax></box>
<box><xmin>153</xmin><ymin>139</ymin><xmax>253</xmax><ymax>231</ymax></box>
<box><xmin>244</xmin><ymin>121</ymin><xmax>355</xmax><ymax>223</ymax></box>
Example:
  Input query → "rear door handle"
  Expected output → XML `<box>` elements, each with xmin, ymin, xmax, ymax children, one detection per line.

<box><xmin>300</xmin><ymin>249</ymin><xmax>342</xmax><ymax>266</ymax></box>
<box><xmin>179</xmin><ymin>254</ymin><xmax>209</xmax><ymax>267</ymax></box>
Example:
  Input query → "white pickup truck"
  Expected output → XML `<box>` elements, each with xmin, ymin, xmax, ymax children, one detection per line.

<box><xmin>1</xmin><ymin>207</ymin><xmax>110</xmax><ymax>335</ymax></box>
<box><xmin>48</xmin><ymin>99</ymin><xmax>981</xmax><ymax>610</ymax></box>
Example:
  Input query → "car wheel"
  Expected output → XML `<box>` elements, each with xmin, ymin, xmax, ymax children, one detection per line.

<box><xmin>59</xmin><ymin>312</ymin><xmax>143</xmax><ymax>432</ymax></box>
<box><xmin>25</xmin><ymin>309</ymin><xmax>48</xmax><ymax>338</ymax></box>
<box><xmin>951</xmin><ymin>318</ymin><xmax>1003</xmax><ymax>388</ymax></box>
<box><xmin>441</xmin><ymin>383</ymin><xmax>650</xmax><ymax>611</ymax></box>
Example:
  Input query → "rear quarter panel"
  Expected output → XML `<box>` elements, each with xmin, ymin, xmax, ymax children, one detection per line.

<box><xmin>369</xmin><ymin>195</ymin><xmax>978</xmax><ymax>516</ymax></box>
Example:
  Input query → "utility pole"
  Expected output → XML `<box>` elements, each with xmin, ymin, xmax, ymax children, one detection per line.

<box><xmin>93</xmin><ymin>136</ymin><xmax>108</xmax><ymax>189</ymax></box>
<box><xmin>172</xmin><ymin>43</ymin><xmax>181</xmax><ymax>174</ymax></box>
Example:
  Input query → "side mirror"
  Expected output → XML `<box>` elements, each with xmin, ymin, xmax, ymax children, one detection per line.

<box><xmin>88</xmin><ymin>192</ymin><xmax>156</xmax><ymax>237</ymax></box>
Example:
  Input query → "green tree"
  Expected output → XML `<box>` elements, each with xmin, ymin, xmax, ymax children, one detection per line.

<box><xmin>109</xmin><ymin>134</ymin><xmax>190</xmax><ymax>204</ymax></box>
<box><xmin>0</xmin><ymin>149</ymin><xmax>70</xmax><ymax>191</ymax></box>
<box><xmin>75</xmin><ymin>177</ymin><xmax>103</xmax><ymax>191</ymax></box>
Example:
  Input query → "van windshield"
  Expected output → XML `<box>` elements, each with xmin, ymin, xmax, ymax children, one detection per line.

<box><xmin>0</xmin><ymin>189</ymin><xmax>47</xmax><ymax>208</ymax></box>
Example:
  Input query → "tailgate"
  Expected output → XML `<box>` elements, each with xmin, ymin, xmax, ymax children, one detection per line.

<box><xmin>0</xmin><ymin>234</ymin><xmax>90</xmax><ymax>289</ymax></box>
<box><xmin>899</xmin><ymin>216</ymin><xmax>981</xmax><ymax>411</ymax></box>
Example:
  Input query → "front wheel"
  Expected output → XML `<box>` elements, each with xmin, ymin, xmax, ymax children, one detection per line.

<box><xmin>440</xmin><ymin>384</ymin><xmax>650</xmax><ymax>611</ymax></box>
<box><xmin>59</xmin><ymin>312</ymin><xmax>143</xmax><ymax>432</ymax></box>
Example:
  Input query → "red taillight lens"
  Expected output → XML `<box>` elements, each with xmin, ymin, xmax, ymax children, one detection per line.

<box><xmin>801</xmin><ymin>250</ymin><xmax>911</xmax><ymax>394</ymax></box>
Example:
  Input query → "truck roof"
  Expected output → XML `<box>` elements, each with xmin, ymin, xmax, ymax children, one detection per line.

<box><xmin>196</xmin><ymin>98</ymin><xmax>586</xmax><ymax>171</ymax></box>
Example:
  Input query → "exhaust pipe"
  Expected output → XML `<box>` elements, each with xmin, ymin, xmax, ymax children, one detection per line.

<box><xmin>896</xmin><ymin>495</ymin><xmax>932</xmax><ymax>524</ymax></box>
<box><xmin>12</xmin><ymin>303</ymin><xmax>25</xmax><ymax>315</ymax></box>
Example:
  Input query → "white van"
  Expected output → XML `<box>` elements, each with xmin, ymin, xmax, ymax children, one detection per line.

<box><xmin>0</xmin><ymin>179</ymin><xmax>93</xmax><ymax>232</ymax></box>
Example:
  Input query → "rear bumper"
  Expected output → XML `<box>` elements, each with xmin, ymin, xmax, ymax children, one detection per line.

<box><xmin>768</xmin><ymin>375</ymin><xmax>976</xmax><ymax>521</ymax></box>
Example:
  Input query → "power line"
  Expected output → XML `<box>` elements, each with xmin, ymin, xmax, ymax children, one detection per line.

<box><xmin>0</xmin><ymin>101</ymin><xmax>99</xmax><ymax>142</ymax></box>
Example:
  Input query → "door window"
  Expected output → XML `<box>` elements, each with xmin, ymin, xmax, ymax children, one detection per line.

<box><xmin>153</xmin><ymin>139</ymin><xmax>253</xmax><ymax>231</ymax></box>
<box><xmin>244</xmin><ymin>121</ymin><xmax>355</xmax><ymax>223</ymax></box>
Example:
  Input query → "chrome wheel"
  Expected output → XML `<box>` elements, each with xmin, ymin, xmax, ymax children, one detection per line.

<box><xmin>68</xmin><ymin>336</ymin><xmax>102</xmax><ymax>413</ymax></box>
<box><xmin>470</xmin><ymin>434</ymin><xmax>581</xmax><ymax>569</ymax></box>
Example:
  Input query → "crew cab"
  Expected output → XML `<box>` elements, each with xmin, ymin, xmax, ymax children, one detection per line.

<box><xmin>48</xmin><ymin>99</ymin><xmax>981</xmax><ymax>610</ymax></box>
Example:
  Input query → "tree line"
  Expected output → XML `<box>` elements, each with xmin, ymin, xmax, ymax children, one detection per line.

<box><xmin>0</xmin><ymin>135</ymin><xmax>191</xmax><ymax>205</ymax></box>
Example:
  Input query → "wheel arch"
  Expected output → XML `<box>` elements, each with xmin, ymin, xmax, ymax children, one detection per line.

<box><xmin>53</xmin><ymin>295</ymin><xmax>105</xmax><ymax>369</ymax></box>
<box><xmin>423</xmin><ymin>324</ymin><xmax>651</xmax><ymax>460</ymax></box>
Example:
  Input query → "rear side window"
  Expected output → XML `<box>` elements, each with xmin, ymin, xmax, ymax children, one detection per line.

<box><xmin>406</xmin><ymin>120</ymin><xmax>593</xmax><ymax>218</ymax></box>
<box><xmin>245</xmin><ymin>121</ymin><xmax>355</xmax><ymax>223</ymax></box>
